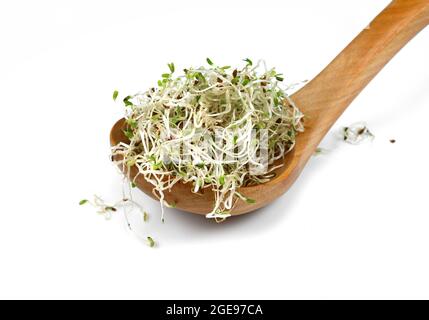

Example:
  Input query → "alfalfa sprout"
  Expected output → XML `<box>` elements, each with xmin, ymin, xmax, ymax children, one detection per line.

<box><xmin>341</xmin><ymin>122</ymin><xmax>374</xmax><ymax>145</ymax></box>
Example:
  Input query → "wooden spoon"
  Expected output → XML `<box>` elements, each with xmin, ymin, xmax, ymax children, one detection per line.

<box><xmin>110</xmin><ymin>0</ymin><xmax>429</xmax><ymax>216</ymax></box>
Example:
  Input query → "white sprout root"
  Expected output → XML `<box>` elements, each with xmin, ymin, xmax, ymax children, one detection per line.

<box><xmin>111</xmin><ymin>59</ymin><xmax>304</xmax><ymax>220</ymax></box>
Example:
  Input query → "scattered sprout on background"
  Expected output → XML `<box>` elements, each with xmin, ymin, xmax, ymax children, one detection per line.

<box><xmin>314</xmin><ymin>147</ymin><xmax>329</xmax><ymax>156</ymax></box>
<box><xmin>113</xmin><ymin>90</ymin><xmax>119</xmax><ymax>101</ymax></box>
<box><xmin>341</xmin><ymin>122</ymin><xmax>374</xmax><ymax>145</ymax></box>
<box><xmin>79</xmin><ymin>194</ymin><xmax>156</xmax><ymax>247</ymax></box>
<box><xmin>111</xmin><ymin>59</ymin><xmax>304</xmax><ymax>220</ymax></box>
<box><xmin>147</xmin><ymin>236</ymin><xmax>156</xmax><ymax>248</ymax></box>
<box><xmin>80</xmin><ymin>195</ymin><xmax>145</xmax><ymax>224</ymax></box>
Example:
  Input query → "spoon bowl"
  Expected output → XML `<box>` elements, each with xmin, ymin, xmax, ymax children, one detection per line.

<box><xmin>110</xmin><ymin>118</ymin><xmax>299</xmax><ymax>215</ymax></box>
<box><xmin>111</xmin><ymin>0</ymin><xmax>429</xmax><ymax>216</ymax></box>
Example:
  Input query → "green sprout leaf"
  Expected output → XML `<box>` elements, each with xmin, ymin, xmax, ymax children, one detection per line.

<box><xmin>314</xmin><ymin>147</ymin><xmax>329</xmax><ymax>156</ymax></box>
<box><xmin>195</xmin><ymin>163</ymin><xmax>205</xmax><ymax>169</ymax></box>
<box><xmin>147</xmin><ymin>236</ymin><xmax>155</xmax><ymax>248</ymax></box>
<box><xmin>242</xmin><ymin>78</ymin><xmax>250</xmax><ymax>86</ymax></box>
<box><xmin>127</xmin><ymin>158</ymin><xmax>136</xmax><ymax>167</ymax></box>
<box><xmin>206</xmin><ymin>58</ymin><xmax>214</xmax><ymax>66</ymax></box>
<box><xmin>245</xmin><ymin>197</ymin><xmax>256</xmax><ymax>204</ymax></box>
<box><xmin>167</xmin><ymin>62</ymin><xmax>175</xmax><ymax>73</ymax></box>
<box><xmin>273</xmin><ymin>96</ymin><xmax>279</xmax><ymax>106</ymax></box>
<box><xmin>123</xmin><ymin>129</ymin><xmax>134</xmax><ymax>140</ymax></box>
<box><xmin>256</xmin><ymin>122</ymin><xmax>266</xmax><ymax>129</ymax></box>
<box><xmin>219</xmin><ymin>176</ymin><xmax>225</xmax><ymax>186</ymax></box>
<box><xmin>79</xmin><ymin>199</ymin><xmax>89</xmax><ymax>206</ymax></box>
<box><xmin>243</xmin><ymin>58</ymin><xmax>253</xmax><ymax>66</ymax></box>
<box><xmin>123</xmin><ymin>96</ymin><xmax>133</xmax><ymax>106</ymax></box>
<box><xmin>126</xmin><ymin>118</ymin><xmax>138</xmax><ymax>129</ymax></box>
<box><xmin>113</xmin><ymin>90</ymin><xmax>119</xmax><ymax>101</ymax></box>
<box><xmin>152</xmin><ymin>162</ymin><xmax>163</xmax><ymax>170</ymax></box>
<box><xmin>143</xmin><ymin>212</ymin><xmax>149</xmax><ymax>222</ymax></box>
<box><xmin>169</xmin><ymin>201</ymin><xmax>177</xmax><ymax>208</ymax></box>
<box><xmin>233</xmin><ymin>135</ymin><xmax>238</xmax><ymax>145</ymax></box>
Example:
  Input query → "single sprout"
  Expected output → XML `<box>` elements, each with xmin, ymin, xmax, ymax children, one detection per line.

<box><xmin>79</xmin><ymin>199</ymin><xmax>89</xmax><ymax>206</ymax></box>
<box><xmin>111</xmin><ymin>59</ymin><xmax>304</xmax><ymax>220</ymax></box>
<box><xmin>245</xmin><ymin>198</ymin><xmax>256</xmax><ymax>204</ymax></box>
<box><xmin>341</xmin><ymin>122</ymin><xmax>374</xmax><ymax>145</ymax></box>
<box><xmin>123</xmin><ymin>96</ymin><xmax>133</xmax><ymax>107</ymax></box>
<box><xmin>243</xmin><ymin>58</ymin><xmax>253</xmax><ymax>66</ymax></box>
<box><xmin>113</xmin><ymin>90</ymin><xmax>119</xmax><ymax>101</ymax></box>
<box><xmin>167</xmin><ymin>62</ymin><xmax>175</xmax><ymax>73</ymax></box>
<box><xmin>143</xmin><ymin>211</ymin><xmax>149</xmax><ymax>222</ymax></box>
<box><xmin>314</xmin><ymin>147</ymin><xmax>329</xmax><ymax>156</ymax></box>
<box><xmin>147</xmin><ymin>236</ymin><xmax>155</xmax><ymax>248</ymax></box>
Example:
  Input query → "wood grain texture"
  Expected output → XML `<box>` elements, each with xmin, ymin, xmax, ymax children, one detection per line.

<box><xmin>110</xmin><ymin>0</ymin><xmax>429</xmax><ymax>216</ymax></box>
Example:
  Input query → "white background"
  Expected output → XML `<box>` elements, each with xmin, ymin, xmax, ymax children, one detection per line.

<box><xmin>0</xmin><ymin>0</ymin><xmax>428</xmax><ymax>300</ymax></box>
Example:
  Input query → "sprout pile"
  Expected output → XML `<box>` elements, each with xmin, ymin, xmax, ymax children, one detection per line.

<box><xmin>111</xmin><ymin>59</ymin><xmax>304</xmax><ymax>220</ymax></box>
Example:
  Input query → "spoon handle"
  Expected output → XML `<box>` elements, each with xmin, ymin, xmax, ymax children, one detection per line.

<box><xmin>294</xmin><ymin>0</ymin><xmax>429</xmax><ymax>142</ymax></box>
